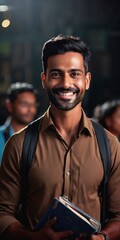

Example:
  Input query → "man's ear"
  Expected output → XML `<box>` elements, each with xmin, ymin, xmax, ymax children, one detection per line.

<box><xmin>105</xmin><ymin>117</ymin><xmax>112</xmax><ymax>128</ymax></box>
<box><xmin>5</xmin><ymin>99</ymin><xmax>12</xmax><ymax>113</ymax></box>
<box><xmin>85</xmin><ymin>72</ymin><xmax>91</xmax><ymax>90</ymax></box>
<box><xmin>41</xmin><ymin>72</ymin><xmax>46</xmax><ymax>89</ymax></box>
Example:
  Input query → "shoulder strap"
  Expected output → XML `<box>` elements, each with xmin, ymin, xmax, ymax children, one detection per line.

<box><xmin>91</xmin><ymin>120</ymin><xmax>111</xmax><ymax>225</ymax></box>
<box><xmin>21</xmin><ymin>118</ymin><xmax>40</xmax><ymax>176</ymax></box>
<box><xmin>20</xmin><ymin>118</ymin><xmax>40</xmax><ymax>222</ymax></box>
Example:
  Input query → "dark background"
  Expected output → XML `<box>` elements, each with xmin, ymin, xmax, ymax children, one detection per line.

<box><xmin>0</xmin><ymin>0</ymin><xmax>120</xmax><ymax>123</ymax></box>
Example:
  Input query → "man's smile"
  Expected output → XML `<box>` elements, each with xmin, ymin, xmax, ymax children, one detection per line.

<box><xmin>52</xmin><ymin>88</ymin><xmax>79</xmax><ymax>99</ymax></box>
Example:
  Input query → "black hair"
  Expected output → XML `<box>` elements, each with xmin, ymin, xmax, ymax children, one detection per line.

<box><xmin>41</xmin><ymin>34</ymin><xmax>91</xmax><ymax>74</ymax></box>
<box><xmin>99</xmin><ymin>99</ymin><xmax>120</xmax><ymax>128</ymax></box>
<box><xmin>6</xmin><ymin>82</ymin><xmax>37</xmax><ymax>103</ymax></box>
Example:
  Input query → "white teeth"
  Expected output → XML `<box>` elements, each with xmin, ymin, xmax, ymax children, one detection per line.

<box><xmin>59</xmin><ymin>92</ymin><xmax>74</xmax><ymax>96</ymax></box>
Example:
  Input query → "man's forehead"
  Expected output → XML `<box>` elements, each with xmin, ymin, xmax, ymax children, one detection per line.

<box><xmin>47</xmin><ymin>52</ymin><xmax>84</xmax><ymax>69</ymax></box>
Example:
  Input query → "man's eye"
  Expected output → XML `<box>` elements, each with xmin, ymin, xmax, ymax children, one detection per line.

<box><xmin>51</xmin><ymin>72</ymin><xmax>61</xmax><ymax>78</ymax></box>
<box><xmin>71</xmin><ymin>72</ymin><xmax>81</xmax><ymax>77</ymax></box>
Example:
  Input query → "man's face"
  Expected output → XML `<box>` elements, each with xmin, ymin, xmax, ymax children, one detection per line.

<box><xmin>7</xmin><ymin>92</ymin><xmax>37</xmax><ymax>125</ymax></box>
<box><xmin>41</xmin><ymin>52</ymin><xmax>91</xmax><ymax>111</ymax></box>
<box><xmin>106</xmin><ymin>106</ymin><xmax>120</xmax><ymax>137</ymax></box>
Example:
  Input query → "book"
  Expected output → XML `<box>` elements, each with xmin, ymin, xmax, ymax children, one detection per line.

<box><xmin>35</xmin><ymin>196</ymin><xmax>101</xmax><ymax>239</ymax></box>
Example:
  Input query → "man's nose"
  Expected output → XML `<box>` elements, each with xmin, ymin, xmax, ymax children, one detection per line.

<box><xmin>62</xmin><ymin>73</ymin><xmax>72</xmax><ymax>87</ymax></box>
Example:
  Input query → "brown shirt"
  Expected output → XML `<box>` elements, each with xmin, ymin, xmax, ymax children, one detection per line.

<box><xmin>0</xmin><ymin>108</ymin><xmax>120</xmax><ymax>236</ymax></box>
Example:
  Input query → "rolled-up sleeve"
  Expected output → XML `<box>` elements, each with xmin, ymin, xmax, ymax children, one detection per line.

<box><xmin>106</xmin><ymin>136</ymin><xmax>120</xmax><ymax>221</ymax></box>
<box><xmin>0</xmin><ymin>134</ymin><xmax>23</xmax><ymax>237</ymax></box>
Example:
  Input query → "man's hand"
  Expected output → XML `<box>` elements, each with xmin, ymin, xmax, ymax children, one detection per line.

<box><xmin>2</xmin><ymin>218</ymin><xmax>73</xmax><ymax>240</ymax></box>
<box><xmin>75</xmin><ymin>233</ymin><xmax>105</xmax><ymax>240</ymax></box>
<box><xmin>36</xmin><ymin>217</ymin><xmax>73</xmax><ymax>240</ymax></box>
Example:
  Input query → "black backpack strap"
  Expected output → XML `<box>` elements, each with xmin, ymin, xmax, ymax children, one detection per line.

<box><xmin>20</xmin><ymin>118</ymin><xmax>40</xmax><ymax>222</ymax></box>
<box><xmin>91</xmin><ymin>120</ymin><xmax>111</xmax><ymax>225</ymax></box>
<box><xmin>21</xmin><ymin>118</ymin><xmax>40</xmax><ymax>175</ymax></box>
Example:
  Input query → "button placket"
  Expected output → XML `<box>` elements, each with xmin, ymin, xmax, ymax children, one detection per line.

<box><xmin>66</xmin><ymin>171</ymin><xmax>70</xmax><ymax>176</ymax></box>
<box><xmin>63</xmin><ymin>150</ymin><xmax>71</xmax><ymax>200</ymax></box>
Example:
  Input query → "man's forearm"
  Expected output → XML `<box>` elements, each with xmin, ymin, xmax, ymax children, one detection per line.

<box><xmin>2</xmin><ymin>219</ymin><xmax>73</xmax><ymax>240</ymax></box>
<box><xmin>2</xmin><ymin>222</ymin><xmax>37</xmax><ymax>240</ymax></box>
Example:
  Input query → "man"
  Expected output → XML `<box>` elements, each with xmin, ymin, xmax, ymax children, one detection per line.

<box><xmin>0</xmin><ymin>35</ymin><xmax>120</xmax><ymax>240</ymax></box>
<box><xmin>0</xmin><ymin>82</ymin><xmax>38</xmax><ymax>162</ymax></box>
<box><xmin>98</xmin><ymin>99</ymin><xmax>120</xmax><ymax>141</ymax></box>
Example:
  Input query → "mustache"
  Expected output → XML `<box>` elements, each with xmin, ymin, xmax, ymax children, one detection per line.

<box><xmin>53</xmin><ymin>87</ymin><xmax>79</xmax><ymax>94</ymax></box>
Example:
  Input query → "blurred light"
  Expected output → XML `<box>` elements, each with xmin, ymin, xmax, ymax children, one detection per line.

<box><xmin>2</xmin><ymin>19</ymin><xmax>10</xmax><ymax>28</ymax></box>
<box><xmin>0</xmin><ymin>5</ymin><xmax>9</xmax><ymax>12</ymax></box>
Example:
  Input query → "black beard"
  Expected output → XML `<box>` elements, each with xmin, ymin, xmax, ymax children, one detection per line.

<box><xmin>46</xmin><ymin>87</ymin><xmax>84</xmax><ymax>111</ymax></box>
<box><xmin>13</xmin><ymin>115</ymin><xmax>35</xmax><ymax>125</ymax></box>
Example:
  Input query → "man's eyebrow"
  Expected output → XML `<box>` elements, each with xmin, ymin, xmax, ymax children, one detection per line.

<box><xmin>49</xmin><ymin>68</ymin><xmax>84</xmax><ymax>73</ymax></box>
<box><xmin>49</xmin><ymin>69</ymin><xmax>62</xmax><ymax>73</ymax></box>
<box><xmin>69</xmin><ymin>69</ymin><xmax>84</xmax><ymax>73</ymax></box>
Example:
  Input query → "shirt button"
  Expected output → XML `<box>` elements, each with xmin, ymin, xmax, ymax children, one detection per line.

<box><xmin>66</xmin><ymin>171</ymin><xmax>70</xmax><ymax>176</ymax></box>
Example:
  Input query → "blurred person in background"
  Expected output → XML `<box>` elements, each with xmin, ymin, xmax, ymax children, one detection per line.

<box><xmin>0</xmin><ymin>82</ymin><xmax>38</xmax><ymax>163</ymax></box>
<box><xmin>91</xmin><ymin>104</ymin><xmax>101</xmax><ymax>123</ymax></box>
<box><xmin>93</xmin><ymin>99</ymin><xmax>120</xmax><ymax>141</ymax></box>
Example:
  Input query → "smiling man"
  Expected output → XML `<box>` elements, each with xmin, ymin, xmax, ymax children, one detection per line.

<box><xmin>0</xmin><ymin>35</ymin><xmax>120</xmax><ymax>240</ymax></box>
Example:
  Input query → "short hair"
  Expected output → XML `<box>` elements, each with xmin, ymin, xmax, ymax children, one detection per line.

<box><xmin>6</xmin><ymin>82</ymin><xmax>37</xmax><ymax>103</ymax></box>
<box><xmin>41</xmin><ymin>34</ymin><xmax>91</xmax><ymax>74</ymax></box>
<box><xmin>99</xmin><ymin>99</ymin><xmax>120</xmax><ymax>128</ymax></box>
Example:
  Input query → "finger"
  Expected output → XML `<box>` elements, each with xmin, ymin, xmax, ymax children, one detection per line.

<box><xmin>45</xmin><ymin>217</ymin><xmax>57</xmax><ymax>227</ymax></box>
<box><xmin>78</xmin><ymin>233</ymin><xmax>91</xmax><ymax>239</ymax></box>
<box><xmin>56</xmin><ymin>230</ymin><xmax>73</xmax><ymax>239</ymax></box>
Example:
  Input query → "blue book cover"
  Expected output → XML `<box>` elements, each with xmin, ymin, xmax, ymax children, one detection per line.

<box><xmin>35</xmin><ymin>197</ymin><xmax>101</xmax><ymax>239</ymax></box>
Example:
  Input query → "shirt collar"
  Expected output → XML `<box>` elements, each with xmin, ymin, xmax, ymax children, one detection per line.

<box><xmin>9</xmin><ymin>123</ymin><xmax>14</xmax><ymax>136</ymax></box>
<box><xmin>78</xmin><ymin>109</ymin><xmax>93</xmax><ymax>137</ymax></box>
<box><xmin>40</xmin><ymin>106</ymin><xmax>53</xmax><ymax>132</ymax></box>
<box><xmin>40</xmin><ymin>106</ymin><xmax>93</xmax><ymax>137</ymax></box>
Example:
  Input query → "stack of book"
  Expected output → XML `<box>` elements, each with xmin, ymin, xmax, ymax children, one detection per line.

<box><xmin>35</xmin><ymin>196</ymin><xmax>101</xmax><ymax>239</ymax></box>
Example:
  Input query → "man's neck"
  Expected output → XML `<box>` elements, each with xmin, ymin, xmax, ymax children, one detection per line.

<box><xmin>50</xmin><ymin>105</ymin><xmax>82</xmax><ymax>145</ymax></box>
<box><xmin>11</xmin><ymin>120</ymin><xmax>26</xmax><ymax>133</ymax></box>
